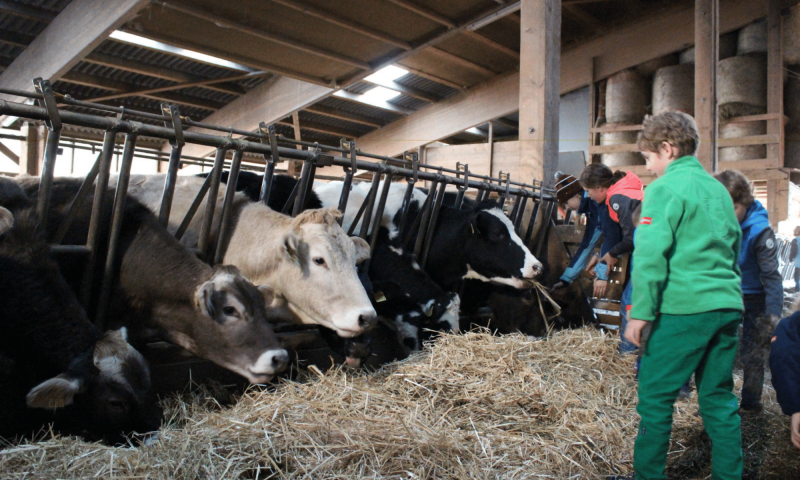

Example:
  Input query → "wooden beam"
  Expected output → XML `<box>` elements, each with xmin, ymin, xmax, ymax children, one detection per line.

<box><xmin>427</xmin><ymin>48</ymin><xmax>498</xmax><ymax>77</ymax></box>
<box><xmin>0</xmin><ymin>139</ymin><xmax>18</xmax><ymax>164</ymax></box>
<box><xmin>695</xmin><ymin>0</ymin><xmax>718</xmax><ymax>172</ymax></box>
<box><xmin>270</xmin><ymin>0</ymin><xmax>412</xmax><ymax>50</ymax></box>
<box><xmin>0</xmin><ymin>0</ymin><xmax>150</xmax><ymax>101</ymax></box>
<box><xmin>157</xmin><ymin>1</ymin><xmax>371</xmax><ymax>71</ymax></box>
<box><xmin>463</xmin><ymin>31</ymin><xmax>521</xmax><ymax>60</ymax></box>
<box><xmin>84</xmin><ymin>72</ymin><xmax>262</xmax><ymax>103</ymax></box>
<box><xmin>0</xmin><ymin>0</ymin><xmax>57</xmax><ymax>22</ymax></box>
<box><xmin>363</xmin><ymin>77</ymin><xmax>441</xmax><ymax>103</ymax></box>
<box><xmin>277</xmin><ymin>118</ymin><xmax>359</xmax><ymax>139</ymax></box>
<box><xmin>333</xmin><ymin>91</ymin><xmax>415</xmax><ymax>115</ymax></box>
<box><xmin>304</xmin><ymin>105</ymin><xmax>385</xmax><ymax>128</ymax></box>
<box><xmin>493</xmin><ymin>117</ymin><xmax>519</xmax><ymax>130</ymax></box>
<box><xmin>519</xmin><ymin>0</ymin><xmax>561</xmax><ymax>185</ymax></box>
<box><xmin>395</xmin><ymin>65</ymin><xmax>467</xmax><ymax>91</ymax></box>
<box><xmin>386</xmin><ymin>0</ymin><xmax>456</xmax><ymax>28</ymax></box>
<box><xmin>767</xmin><ymin>0</ymin><xmax>783</xmax><ymax>167</ymax></box>
<box><xmin>180</xmin><ymin>76</ymin><xmax>333</xmax><ymax>158</ymax></box>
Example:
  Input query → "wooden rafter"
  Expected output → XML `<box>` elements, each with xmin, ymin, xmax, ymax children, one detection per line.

<box><xmin>427</xmin><ymin>48</ymin><xmax>498</xmax><ymax>77</ymax></box>
<box><xmin>463</xmin><ymin>31</ymin><xmax>520</xmax><ymax>60</ymax></box>
<box><xmin>334</xmin><ymin>91</ymin><xmax>415</xmax><ymax>115</ymax></box>
<box><xmin>83</xmin><ymin>71</ymin><xmax>266</xmax><ymax>103</ymax></box>
<box><xmin>396</xmin><ymin>65</ymin><xmax>467</xmax><ymax>91</ymax></box>
<box><xmin>305</xmin><ymin>104</ymin><xmax>386</xmax><ymax>128</ymax></box>
<box><xmin>0</xmin><ymin>31</ymin><xmax>36</xmax><ymax>49</ymax></box>
<box><xmin>385</xmin><ymin>0</ymin><xmax>456</xmax><ymax>28</ymax></box>
<box><xmin>277</xmin><ymin>118</ymin><xmax>359</xmax><ymax>139</ymax></box>
<box><xmin>156</xmin><ymin>1</ymin><xmax>371</xmax><ymax>71</ymax></box>
<box><xmin>363</xmin><ymin>77</ymin><xmax>441</xmax><ymax>103</ymax></box>
<box><xmin>563</xmin><ymin>4</ymin><xmax>604</xmax><ymax>31</ymax></box>
<box><xmin>0</xmin><ymin>0</ymin><xmax>57</xmax><ymax>22</ymax></box>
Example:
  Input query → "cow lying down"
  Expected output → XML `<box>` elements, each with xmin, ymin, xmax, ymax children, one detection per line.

<box><xmin>121</xmin><ymin>174</ymin><xmax>377</xmax><ymax>340</ymax></box>
<box><xmin>17</xmin><ymin>177</ymin><xmax>289</xmax><ymax>385</ymax></box>
<box><xmin>0</xmin><ymin>180</ymin><xmax>161</xmax><ymax>443</ymax></box>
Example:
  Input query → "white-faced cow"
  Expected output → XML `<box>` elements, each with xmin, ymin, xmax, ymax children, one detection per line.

<box><xmin>120</xmin><ymin>174</ymin><xmax>376</xmax><ymax>339</ymax></box>
<box><xmin>0</xmin><ymin>180</ymin><xmax>161</xmax><ymax>443</ymax></box>
<box><xmin>17</xmin><ymin>177</ymin><xmax>289</xmax><ymax>385</ymax></box>
<box><xmin>314</xmin><ymin>181</ymin><xmax>543</xmax><ymax>292</ymax></box>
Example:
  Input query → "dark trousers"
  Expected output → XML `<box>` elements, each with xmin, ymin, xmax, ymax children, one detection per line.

<box><xmin>740</xmin><ymin>294</ymin><xmax>769</xmax><ymax>409</ymax></box>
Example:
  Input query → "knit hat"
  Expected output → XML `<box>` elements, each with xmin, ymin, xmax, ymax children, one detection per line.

<box><xmin>555</xmin><ymin>172</ymin><xmax>583</xmax><ymax>205</ymax></box>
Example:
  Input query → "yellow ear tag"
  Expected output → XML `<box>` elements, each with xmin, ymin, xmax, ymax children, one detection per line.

<box><xmin>470</xmin><ymin>223</ymin><xmax>475</xmax><ymax>234</ymax></box>
<box><xmin>374</xmin><ymin>291</ymin><xmax>387</xmax><ymax>303</ymax></box>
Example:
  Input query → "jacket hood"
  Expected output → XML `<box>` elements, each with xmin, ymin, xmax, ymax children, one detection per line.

<box><xmin>607</xmin><ymin>172</ymin><xmax>644</xmax><ymax>202</ymax></box>
<box><xmin>740</xmin><ymin>200</ymin><xmax>769</xmax><ymax>231</ymax></box>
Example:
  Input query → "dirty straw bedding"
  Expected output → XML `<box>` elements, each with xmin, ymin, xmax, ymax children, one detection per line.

<box><xmin>2</xmin><ymin>328</ymin><xmax>798</xmax><ymax>479</ymax></box>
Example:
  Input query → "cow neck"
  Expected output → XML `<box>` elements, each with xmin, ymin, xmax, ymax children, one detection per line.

<box><xmin>224</xmin><ymin>203</ymin><xmax>293</xmax><ymax>282</ymax></box>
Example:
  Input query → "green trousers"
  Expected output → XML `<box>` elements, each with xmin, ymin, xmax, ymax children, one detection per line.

<box><xmin>634</xmin><ymin>309</ymin><xmax>743</xmax><ymax>480</ymax></box>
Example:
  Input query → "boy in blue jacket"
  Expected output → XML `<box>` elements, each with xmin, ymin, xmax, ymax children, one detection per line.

<box><xmin>715</xmin><ymin>170</ymin><xmax>783</xmax><ymax>412</ymax></box>
<box><xmin>770</xmin><ymin>311</ymin><xmax>800</xmax><ymax>449</ymax></box>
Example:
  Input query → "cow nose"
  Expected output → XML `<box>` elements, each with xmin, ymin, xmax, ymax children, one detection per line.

<box><xmin>532</xmin><ymin>262</ymin><xmax>544</xmax><ymax>278</ymax></box>
<box><xmin>271</xmin><ymin>350</ymin><xmax>289</xmax><ymax>371</ymax></box>
<box><xmin>358</xmin><ymin>312</ymin><xmax>377</xmax><ymax>329</ymax></box>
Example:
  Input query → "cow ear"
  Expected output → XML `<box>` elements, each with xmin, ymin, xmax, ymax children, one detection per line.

<box><xmin>93</xmin><ymin>328</ymin><xmax>129</xmax><ymax>365</ymax></box>
<box><xmin>350</xmin><ymin>236</ymin><xmax>371</xmax><ymax>263</ymax></box>
<box><xmin>283</xmin><ymin>232</ymin><xmax>301</xmax><ymax>265</ymax></box>
<box><xmin>26</xmin><ymin>374</ymin><xmax>83</xmax><ymax>409</ymax></box>
<box><xmin>258</xmin><ymin>284</ymin><xmax>276</xmax><ymax>309</ymax></box>
<box><xmin>0</xmin><ymin>207</ymin><xmax>13</xmax><ymax>235</ymax></box>
<box><xmin>194</xmin><ymin>281</ymin><xmax>216</xmax><ymax>318</ymax></box>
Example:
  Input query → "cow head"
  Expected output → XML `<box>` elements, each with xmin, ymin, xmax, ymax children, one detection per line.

<box><xmin>26</xmin><ymin>328</ymin><xmax>162</xmax><ymax>440</ymax></box>
<box><xmin>462</xmin><ymin>202</ymin><xmax>543</xmax><ymax>288</ymax></box>
<box><xmin>176</xmin><ymin>265</ymin><xmax>289</xmax><ymax>383</ymax></box>
<box><xmin>268</xmin><ymin>208</ymin><xmax>377</xmax><ymax>338</ymax></box>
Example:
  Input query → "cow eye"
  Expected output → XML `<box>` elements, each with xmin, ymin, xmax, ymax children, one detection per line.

<box><xmin>313</xmin><ymin>257</ymin><xmax>326</xmax><ymax>267</ymax></box>
<box><xmin>108</xmin><ymin>400</ymin><xmax>126</xmax><ymax>412</ymax></box>
<box><xmin>222</xmin><ymin>306</ymin><xmax>238</xmax><ymax>317</ymax></box>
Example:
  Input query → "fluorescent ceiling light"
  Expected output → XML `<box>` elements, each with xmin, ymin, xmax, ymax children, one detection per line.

<box><xmin>109</xmin><ymin>31</ymin><xmax>255</xmax><ymax>72</ymax></box>
<box><xmin>364</xmin><ymin>65</ymin><xmax>409</xmax><ymax>83</ymax></box>
<box><xmin>361</xmin><ymin>86</ymin><xmax>401</xmax><ymax>102</ymax></box>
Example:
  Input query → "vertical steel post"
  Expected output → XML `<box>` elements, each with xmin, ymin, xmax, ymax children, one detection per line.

<box><xmin>198</xmin><ymin>147</ymin><xmax>228</xmax><ymax>261</ymax></box>
<box><xmin>214</xmin><ymin>148</ymin><xmax>244</xmax><ymax>264</ymax></box>
<box><xmin>420</xmin><ymin>180</ymin><xmax>447</xmax><ymax>268</ymax></box>
<box><xmin>513</xmin><ymin>195</ymin><xmax>529</xmax><ymax>234</ymax></box>
<box><xmin>158</xmin><ymin>104</ymin><xmax>184</xmax><ymax>227</ymax></box>
<box><xmin>259</xmin><ymin>123</ymin><xmax>279</xmax><ymax>205</ymax></box>
<box><xmin>34</xmin><ymin>78</ymin><xmax>62</xmax><ymax>231</ymax></box>
<box><xmin>175</xmin><ymin>173</ymin><xmax>214</xmax><ymax>241</ymax></box>
<box><xmin>337</xmin><ymin>140</ymin><xmax>358</xmax><ymax>223</ymax></box>
<box><xmin>53</xmin><ymin>152</ymin><xmax>102</xmax><ymax>244</ymax></box>
<box><xmin>535</xmin><ymin>199</ymin><xmax>556</xmax><ymax>259</ymax></box>
<box><xmin>292</xmin><ymin>156</ymin><xmax>314</xmax><ymax>217</ymax></box>
<box><xmin>413</xmin><ymin>180</ymin><xmax>438</xmax><ymax>258</ymax></box>
<box><xmin>524</xmin><ymin>200</ymin><xmax>541</xmax><ymax>244</ymax></box>
<box><xmin>368</xmin><ymin>172</ymin><xmax>394</xmax><ymax>257</ymax></box>
<box><xmin>397</xmin><ymin>152</ymin><xmax>418</xmax><ymax>236</ymax></box>
<box><xmin>358</xmin><ymin>170</ymin><xmax>383</xmax><ymax>240</ymax></box>
<box><xmin>95</xmin><ymin>133</ymin><xmax>137</xmax><ymax>327</ymax></box>
<box><xmin>454</xmin><ymin>162</ymin><xmax>469</xmax><ymax>209</ymax></box>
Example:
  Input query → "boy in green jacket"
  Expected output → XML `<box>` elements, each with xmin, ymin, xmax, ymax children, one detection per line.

<box><xmin>623</xmin><ymin>112</ymin><xmax>744</xmax><ymax>480</ymax></box>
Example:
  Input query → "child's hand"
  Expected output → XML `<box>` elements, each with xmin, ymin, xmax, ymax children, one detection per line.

<box><xmin>585</xmin><ymin>255</ymin><xmax>599</xmax><ymax>272</ymax></box>
<box><xmin>593</xmin><ymin>279</ymin><xmax>608</xmax><ymax>297</ymax></box>
<box><xmin>624</xmin><ymin>318</ymin><xmax>650</xmax><ymax>347</ymax></box>
<box><xmin>600</xmin><ymin>252</ymin><xmax>618</xmax><ymax>270</ymax></box>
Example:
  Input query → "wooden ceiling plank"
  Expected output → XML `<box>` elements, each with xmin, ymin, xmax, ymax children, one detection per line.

<box><xmin>396</xmin><ymin>65</ymin><xmax>467</xmax><ymax>91</ymax></box>
<box><xmin>363</xmin><ymin>77</ymin><xmax>441</xmax><ymax>103</ymax></box>
<box><xmin>270</xmin><ymin>0</ymin><xmax>412</xmax><ymax>50</ymax></box>
<box><xmin>493</xmin><ymin>117</ymin><xmax>519</xmax><ymax>130</ymax></box>
<box><xmin>385</xmin><ymin>0</ymin><xmax>457</xmax><ymax>28</ymax></box>
<box><xmin>122</xmin><ymin>29</ymin><xmax>332</xmax><ymax>87</ymax></box>
<box><xmin>278</xmin><ymin>118</ymin><xmax>359</xmax><ymax>139</ymax></box>
<box><xmin>157</xmin><ymin>1</ymin><xmax>371</xmax><ymax>70</ymax></box>
<box><xmin>141</xmin><ymin>93</ymin><xmax>224</xmax><ymax>111</ymax></box>
<box><xmin>60</xmin><ymin>71</ymin><xmax>131</xmax><ymax>92</ymax></box>
<box><xmin>305</xmin><ymin>104</ymin><xmax>385</xmax><ymax>128</ymax></box>
<box><xmin>0</xmin><ymin>31</ymin><xmax>36</xmax><ymax>48</ymax></box>
<box><xmin>463</xmin><ymin>31</ymin><xmax>520</xmax><ymax>60</ymax></box>
<box><xmin>427</xmin><ymin>48</ymin><xmax>498</xmax><ymax>77</ymax></box>
<box><xmin>0</xmin><ymin>0</ymin><xmax>150</xmax><ymax>102</ymax></box>
<box><xmin>84</xmin><ymin>72</ymin><xmax>265</xmax><ymax>103</ymax></box>
<box><xmin>334</xmin><ymin>90</ymin><xmax>415</xmax><ymax>115</ymax></box>
<box><xmin>0</xmin><ymin>0</ymin><xmax>57</xmax><ymax>22</ymax></box>
<box><xmin>563</xmin><ymin>4</ymin><xmax>604</xmax><ymax>32</ymax></box>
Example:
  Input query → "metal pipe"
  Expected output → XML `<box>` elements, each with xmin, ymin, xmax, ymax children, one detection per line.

<box><xmin>197</xmin><ymin>147</ymin><xmax>228</xmax><ymax>261</ymax></box>
<box><xmin>95</xmin><ymin>133</ymin><xmax>137</xmax><ymax>327</ymax></box>
<box><xmin>175</xmin><ymin>172</ymin><xmax>214</xmax><ymax>241</ymax></box>
<box><xmin>535</xmin><ymin>200</ymin><xmax>556</xmax><ymax>259</ymax></box>
<box><xmin>158</xmin><ymin>144</ymin><xmax>183</xmax><ymax>227</ymax></box>
<box><xmin>214</xmin><ymin>149</ymin><xmax>243</xmax><ymax>265</ymax></box>
<box><xmin>300</xmin><ymin>164</ymin><xmax>317</xmax><ymax>211</ymax></box>
<box><xmin>53</xmin><ymin>152</ymin><xmax>102</xmax><ymax>244</ymax></box>
<box><xmin>80</xmin><ymin>130</ymin><xmax>117</xmax><ymax>309</ymax></box>
<box><xmin>346</xmin><ymin>194</ymin><xmax>370</xmax><ymax>236</ymax></box>
<box><xmin>281</xmin><ymin>180</ymin><xmax>299</xmax><ymax>215</ymax></box>
<box><xmin>367</xmin><ymin>173</ymin><xmax>394</xmax><ymax>264</ymax></box>
<box><xmin>36</xmin><ymin>128</ymin><xmax>62</xmax><ymax>231</ymax></box>
<box><xmin>509</xmin><ymin>193</ymin><xmax>522</xmax><ymax>223</ymax></box>
<box><xmin>358</xmin><ymin>171</ymin><xmax>382</xmax><ymax>240</ymax></box>
<box><xmin>413</xmin><ymin>180</ymin><xmax>438</xmax><ymax>258</ymax></box>
<box><xmin>336</xmin><ymin>141</ymin><xmax>358</xmax><ymax>225</ymax></box>
<box><xmin>292</xmin><ymin>159</ymin><xmax>314</xmax><ymax>217</ymax></box>
<box><xmin>259</xmin><ymin>123</ymin><xmax>280</xmax><ymax>205</ymax></box>
<box><xmin>513</xmin><ymin>195</ymin><xmax>529</xmax><ymax>235</ymax></box>
<box><xmin>524</xmin><ymin>200</ymin><xmax>541</xmax><ymax>245</ymax></box>
<box><xmin>421</xmin><ymin>180</ymin><xmax>447</xmax><ymax>268</ymax></box>
<box><xmin>397</xmin><ymin>181</ymin><xmax>416</xmax><ymax>236</ymax></box>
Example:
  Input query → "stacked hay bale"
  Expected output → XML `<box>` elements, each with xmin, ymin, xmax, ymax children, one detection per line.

<box><xmin>652</xmin><ymin>63</ymin><xmax>695</xmax><ymax>116</ymax></box>
<box><xmin>678</xmin><ymin>31</ymin><xmax>738</xmax><ymax>64</ymax></box>
<box><xmin>785</xmin><ymin>7</ymin><xmax>800</xmax><ymax>168</ymax></box>
<box><xmin>601</xmin><ymin>69</ymin><xmax>649</xmax><ymax>166</ymax></box>
<box><xmin>718</xmin><ymin>20</ymin><xmax>769</xmax><ymax>163</ymax></box>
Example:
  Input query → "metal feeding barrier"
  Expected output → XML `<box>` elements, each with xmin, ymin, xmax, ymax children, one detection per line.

<box><xmin>0</xmin><ymin>80</ymin><xmax>557</xmax><ymax>329</ymax></box>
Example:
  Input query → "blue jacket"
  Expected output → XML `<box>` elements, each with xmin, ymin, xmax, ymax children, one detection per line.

<box><xmin>739</xmin><ymin>200</ymin><xmax>783</xmax><ymax>316</ymax></box>
<box><xmin>560</xmin><ymin>193</ymin><xmax>622</xmax><ymax>283</ymax></box>
<box><xmin>770</xmin><ymin>312</ymin><xmax>800</xmax><ymax>415</ymax></box>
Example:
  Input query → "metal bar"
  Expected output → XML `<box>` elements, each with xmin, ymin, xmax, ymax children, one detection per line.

<box><xmin>53</xmin><ymin>152</ymin><xmax>102</xmax><ymax>244</ymax></box>
<box><xmin>336</xmin><ymin>141</ymin><xmax>358</xmax><ymax>225</ymax></box>
<box><xmin>214</xmin><ymin>149</ymin><xmax>244</xmax><ymax>265</ymax></box>
<box><xmin>509</xmin><ymin>192</ymin><xmax>522</xmax><ymax>223</ymax></box>
<box><xmin>36</xmin><ymin>128</ymin><xmax>61</xmax><ymax>231</ymax></box>
<box><xmin>513</xmin><ymin>195</ymin><xmax>529</xmax><ymax>235</ymax></box>
<box><xmin>259</xmin><ymin>123</ymin><xmax>279</xmax><ymax>204</ymax></box>
<box><xmin>397</xmin><ymin>152</ymin><xmax>419</xmax><ymax>234</ymax></box>
<box><xmin>158</xmin><ymin>104</ymin><xmax>184</xmax><ymax>227</ymax></box>
<box><xmin>535</xmin><ymin>200</ymin><xmax>556</xmax><ymax>259</ymax></box>
<box><xmin>292</xmin><ymin>159</ymin><xmax>314</xmax><ymax>217</ymax></box>
<box><xmin>413</xmin><ymin>180</ymin><xmax>438</xmax><ymax>258</ymax></box>
<box><xmin>524</xmin><ymin>200</ymin><xmax>541</xmax><ymax>245</ymax></box>
<box><xmin>281</xmin><ymin>180</ymin><xmax>300</xmax><ymax>215</ymax></box>
<box><xmin>197</xmin><ymin>147</ymin><xmax>228</xmax><ymax>261</ymax></box>
<box><xmin>358</xmin><ymin>171</ymin><xmax>383</xmax><ymax>239</ymax></box>
<box><xmin>420</xmin><ymin>180</ymin><xmax>447</xmax><ymax>268</ymax></box>
<box><xmin>402</xmin><ymin>189</ymin><xmax>433</xmax><ymax>251</ymax></box>
<box><xmin>175</xmin><ymin>173</ymin><xmax>214</xmax><ymax>241</ymax></box>
<box><xmin>367</xmin><ymin>173</ymin><xmax>394</xmax><ymax>266</ymax></box>
<box><xmin>300</xmin><ymin>164</ymin><xmax>317</xmax><ymax>211</ymax></box>
<box><xmin>80</xmin><ymin>130</ymin><xmax>117</xmax><ymax>309</ymax></box>
<box><xmin>95</xmin><ymin>133</ymin><xmax>137</xmax><ymax>327</ymax></box>
<box><xmin>346</xmin><ymin>194</ymin><xmax>371</xmax><ymax>236</ymax></box>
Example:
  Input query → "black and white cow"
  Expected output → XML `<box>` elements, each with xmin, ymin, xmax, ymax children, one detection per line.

<box><xmin>315</xmin><ymin>180</ymin><xmax>543</xmax><ymax>292</ymax></box>
<box><xmin>0</xmin><ymin>179</ymin><xmax>161</xmax><ymax>442</ymax></box>
<box><xmin>17</xmin><ymin>177</ymin><xmax>290</xmax><ymax>385</ymax></box>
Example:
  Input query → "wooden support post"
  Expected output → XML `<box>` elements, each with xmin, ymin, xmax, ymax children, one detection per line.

<box><xmin>290</xmin><ymin>111</ymin><xmax>302</xmax><ymax>177</ymax></box>
<box><xmin>519</xmin><ymin>0</ymin><xmax>561</xmax><ymax>186</ymax></box>
<box><xmin>767</xmin><ymin>0</ymin><xmax>783</xmax><ymax>167</ymax></box>
<box><xmin>19</xmin><ymin>123</ymin><xmax>44</xmax><ymax>176</ymax></box>
<box><xmin>695</xmin><ymin>0</ymin><xmax>719</xmax><ymax>172</ymax></box>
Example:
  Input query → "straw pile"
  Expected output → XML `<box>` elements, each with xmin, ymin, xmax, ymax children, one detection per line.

<box><xmin>2</xmin><ymin>328</ymin><xmax>800</xmax><ymax>479</ymax></box>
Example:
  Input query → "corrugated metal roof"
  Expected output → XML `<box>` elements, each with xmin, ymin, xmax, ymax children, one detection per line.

<box><xmin>96</xmin><ymin>40</ymin><xmax>245</xmax><ymax>79</ymax></box>
<box><xmin>344</xmin><ymin>81</ymin><xmax>374</xmax><ymax>96</ymax></box>
<box><xmin>395</xmin><ymin>73</ymin><xmax>459</xmax><ymax>99</ymax></box>
<box><xmin>389</xmin><ymin>95</ymin><xmax>427</xmax><ymax>111</ymax></box>
<box><xmin>316</xmin><ymin>97</ymin><xmax>404</xmax><ymax>124</ymax></box>
<box><xmin>299</xmin><ymin>111</ymin><xmax>375</xmax><ymax>136</ymax></box>
<box><xmin>0</xmin><ymin>0</ymin><xmax>72</xmax><ymax>64</ymax></box>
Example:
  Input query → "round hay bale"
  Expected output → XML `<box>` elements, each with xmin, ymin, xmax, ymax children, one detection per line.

<box><xmin>784</xmin><ymin>5</ymin><xmax>800</xmax><ymax>64</ymax></box>
<box><xmin>738</xmin><ymin>19</ymin><xmax>768</xmax><ymax>55</ymax></box>
<box><xmin>652</xmin><ymin>64</ymin><xmax>695</xmax><ymax>116</ymax></box>
<box><xmin>718</xmin><ymin>54</ymin><xmax>767</xmax><ymax>120</ymax></box>
<box><xmin>601</xmin><ymin>125</ymin><xmax>643</xmax><ymax>167</ymax></box>
<box><xmin>605</xmin><ymin>69</ymin><xmax>649</xmax><ymax>124</ymax></box>
<box><xmin>719</xmin><ymin>121</ymin><xmax>767</xmax><ymax>162</ymax></box>
<box><xmin>636</xmin><ymin>53</ymin><xmax>679</xmax><ymax>76</ymax></box>
<box><xmin>679</xmin><ymin>33</ymin><xmax>737</xmax><ymax>64</ymax></box>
